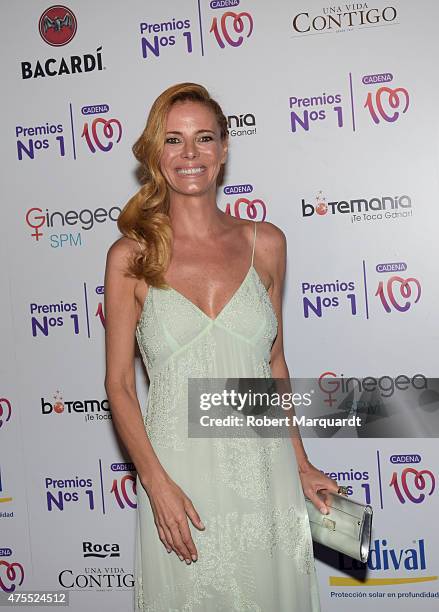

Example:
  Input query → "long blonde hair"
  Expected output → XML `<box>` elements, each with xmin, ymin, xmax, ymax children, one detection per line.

<box><xmin>117</xmin><ymin>82</ymin><xmax>229</xmax><ymax>288</ymax></box>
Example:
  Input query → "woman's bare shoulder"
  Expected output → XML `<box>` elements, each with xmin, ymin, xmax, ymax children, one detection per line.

<box><xmin>106</xmin><ymin>235</ymin><xmax>141</xmax><ymax>262</ymax></box>
<box><xmin>255</xmin><ymin>220</ymin><xmax>287</xmax><ymax>255</ymax></box>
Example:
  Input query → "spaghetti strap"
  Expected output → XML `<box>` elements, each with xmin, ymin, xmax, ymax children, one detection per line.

<box><xmin>251</xmin><ymin>221</ymin><xmax>257</xmax><ymax>266</ymax></box>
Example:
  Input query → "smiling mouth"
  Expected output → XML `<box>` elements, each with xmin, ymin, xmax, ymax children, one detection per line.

<box><xmin>176</xmin><ymin>166</ymin><xmax>206</xmax><ymax>176</ymax></box>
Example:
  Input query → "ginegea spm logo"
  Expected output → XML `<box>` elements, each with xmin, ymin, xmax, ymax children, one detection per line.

<box><xmin>25</xmin><ymin>205</ymin><xmax>121</xmax><ymax>247</ymax></box>
<box><xmin>39</xmin><ymin>5</ymin><xmax>77</xmax><ymax>46</ymax></box>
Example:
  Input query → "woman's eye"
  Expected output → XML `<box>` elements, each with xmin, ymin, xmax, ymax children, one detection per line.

<box><xmin>199</xmin><ymin>135</ymin><xmax>213</xmax><ymax>142</ymax></box>
<box><xmin>165</xmin><ymin>137</ymin><xmax>180</xmax><ymax>144</ymax></box>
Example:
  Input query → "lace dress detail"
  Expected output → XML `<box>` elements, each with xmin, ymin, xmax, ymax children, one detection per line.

<box><xmin>134</xmin><ymin>221</ymin><xmax>321</xmax><ymax>611</ymax></box>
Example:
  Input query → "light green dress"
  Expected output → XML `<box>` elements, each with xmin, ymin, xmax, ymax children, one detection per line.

<box><xmin>134</xmin><ymin>221</ymin><xmax>321</xmax><ymax>611</ymax></box>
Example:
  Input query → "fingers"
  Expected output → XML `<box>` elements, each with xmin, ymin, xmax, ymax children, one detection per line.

<box><xmin>149</xmin><ymin>482</ymin><xmax>203</xmax><ymax>564</ymax></box>
<box><xmin>168</xmin><ymin>516</ymin><xmax>197</xmax><ymax>563</ymax></box>
<box><xmin>185</xmin><ymin>497</ymin><xmax>205</xmax><ymax>531</ymax></box>
<box><xmin>157</xmin><ymin>523</ymin><xmax>172</xmax><ymax>554</ymax></box>
<box><xmin>306</xmin><ymin>489</ymin><xmax>329</xmax><ymax>515</ymax></box>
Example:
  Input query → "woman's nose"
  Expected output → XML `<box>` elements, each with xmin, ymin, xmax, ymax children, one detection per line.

<box><xmin>182</xmin><ymin>139</ymin><xmax>198</xmax><ymax>159</ymax></box>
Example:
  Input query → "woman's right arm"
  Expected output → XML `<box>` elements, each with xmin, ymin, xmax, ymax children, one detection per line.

<box><xmin>103</xmin><ymin>238</ymin><xmax>204</xmax><ymax>564</ymax></box>
<box><xmin>104</xmin><ymin>238</ymin><xmax>166</xmax><ymax>486</ymax></box>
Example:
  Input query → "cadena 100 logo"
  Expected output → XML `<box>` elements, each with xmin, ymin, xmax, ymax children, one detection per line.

<box><xmin>363</xmin><ymin>73</ymin><xmax>409</xmax><ymax>124</ymax></box>
<box><xmin>210</xmin><ymin>10</ymin><xmax>254</xmax><ymax>48</ymax></box>
<box><xmin>15</xmin><ymin>104</ymin><xmax>122</xmax><ymax>162</ymax></box>
<box><xmin>375</xmin><ymin>263</ymin><xmax>421</xmax><ymax>314</ymax></box>
<box><xmin>288</xmin><ymin>71</ymin><xmax>409</xmax><ymax>135</ymax></box>
<box><xmin>80</xmin><ymin>104</ymin><xmax>122</xmax><ymax>154</ymax></box>
<box><xmin>0</xmin><ymin>555</ymin><xmax>24</xmax><ymax>593</ymax></box>
<box><xmin>301</xmin><ymin>259</ymin><xmax>421</xmax><ymax>320</ymax></box>
<box><xmin>390</xmin><ymin>465</ymin><xmax>436</xmax><ymax>505</ymax></box>
<box><xmin>25</xmin><ymin>205</ymin><xmax>120</xmax><ymax>248</ymax></box>
<box><xmin>0</xmin><ymin>398</ymin><xmax>12</xmax><ymax>430</ymax></box>
<box><xmin>223</xmin><ymin>183</ymin><xmax>267</xmax><ymax>220</ymax></box>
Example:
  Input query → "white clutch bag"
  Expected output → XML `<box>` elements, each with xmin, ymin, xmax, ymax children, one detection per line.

<box><xmin>305</xmin><ymin>489</ymin><xmax>373</xmax><ymax>563</ymax></box>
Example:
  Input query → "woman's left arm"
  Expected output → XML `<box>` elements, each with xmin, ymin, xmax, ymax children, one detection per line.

<box><xmin>262</xmin><ymin>222</ymin><xmax>339</xmax><ymax>514</ymax></box>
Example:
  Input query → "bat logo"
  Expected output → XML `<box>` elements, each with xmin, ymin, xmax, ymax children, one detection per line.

<box><xmin>39</xmin><ymin>5</ymin><xmax>77</xmax><ymax>46</ymax></box>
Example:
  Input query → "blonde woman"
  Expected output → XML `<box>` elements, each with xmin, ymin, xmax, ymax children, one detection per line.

<box><xmin>104</xmin><ymin>83</ymin><xmax>338</xmax><ymax>611</ymax></box>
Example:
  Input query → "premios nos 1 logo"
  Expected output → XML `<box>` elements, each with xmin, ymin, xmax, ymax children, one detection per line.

<box><xmin>139</xmin><ymin>16</ymin><xmax>194</xmax><ymax>59</ymax></box>
<box><xmin>16</xmin><ymin>103</ymin><xmax>123</xmax><ymax>163</ymax></box>
<box><xmin>288</xmin><ymin>70</ymin><xmax>409</xmax><ymax>135</ymax></box>
<box><xmin>21</xmin><ymin>6</ymin><xmax>104</xmax><ymax>79</ymax></box>
<box><xmin>44</xmin><ymin>461</ymin><xmax>137</xmax><ymax>515</ymax></box>
<box><xmin>28</xmin><ymin>282</ymin><xmax>106</xmax><ymax>338</ymax></box>
<box><xmin>222</xmin><ymin>183</ymin><xmax>267</xmax><ymax>221</ymax></box>
<box><xmin>301</xmin><ymin>260</ymin><xmax>421</xmax><ymax>320</ymax></box>
<box><xmin>323</xmin><ymin>465</ymin><xmax>372</xmax><ymax>504</ymax></box>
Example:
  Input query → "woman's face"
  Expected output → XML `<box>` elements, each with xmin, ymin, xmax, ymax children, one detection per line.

<box><xmin>159</xmin><ymin>100</ymin><xmax>228</xmax><ymax>198</ymax></box>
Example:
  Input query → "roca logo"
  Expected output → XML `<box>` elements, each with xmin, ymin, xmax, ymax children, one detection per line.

<box><xmin>39</xmin><ymin>5</ymin><xmax>77</xmax><ymax>46</ymax></box>
<box><xmin>82</xmin><ymin>541</ymin><xmax>120</xmax><ymax>558</ymax></box>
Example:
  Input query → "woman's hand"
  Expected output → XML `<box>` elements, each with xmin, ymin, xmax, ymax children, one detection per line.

<box><xmin>298</xmin><ymin>459</ymin><xmax>340</xmax><ymax>514</ymax></box>
<box><xmin>141</xmin><ymin>472</ymin><xmax>205</xmax><ymax>564</ymax></box>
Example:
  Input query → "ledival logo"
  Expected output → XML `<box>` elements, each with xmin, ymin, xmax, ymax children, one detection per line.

<box><xmin>39</xmin><ymin>5</ymin><xmax>77</xmax><ymax>46</ymax></box>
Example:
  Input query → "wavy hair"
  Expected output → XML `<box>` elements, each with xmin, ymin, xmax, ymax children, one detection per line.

<box><xmin>117</xmin><ymin>82</ymin><xmax>229</xmax><ymax>288</ymax></box>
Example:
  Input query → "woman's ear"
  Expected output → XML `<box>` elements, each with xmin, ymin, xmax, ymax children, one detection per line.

<box><xmin>221</xmin><ymin>135</ymin><xmax>229</xmax><ymax>165</ymax></box>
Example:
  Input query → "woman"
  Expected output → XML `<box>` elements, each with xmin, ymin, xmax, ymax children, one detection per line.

<box><xmin>104</xmin><ymin>82</ymin><xmax>339</xmax><ymax>611</ymax></box>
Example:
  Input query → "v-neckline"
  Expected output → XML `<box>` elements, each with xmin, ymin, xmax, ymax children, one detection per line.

<box><xmin>165</xmin><ymin>264</ymin><xmax>254</xmax><ymax>322</ymax></box>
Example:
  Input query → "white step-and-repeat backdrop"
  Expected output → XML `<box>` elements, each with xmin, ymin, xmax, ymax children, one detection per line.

<box><xmin>1</xmin><ymin>1</ymin><xmax>438</xmax><ymax>610</ymax></box>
